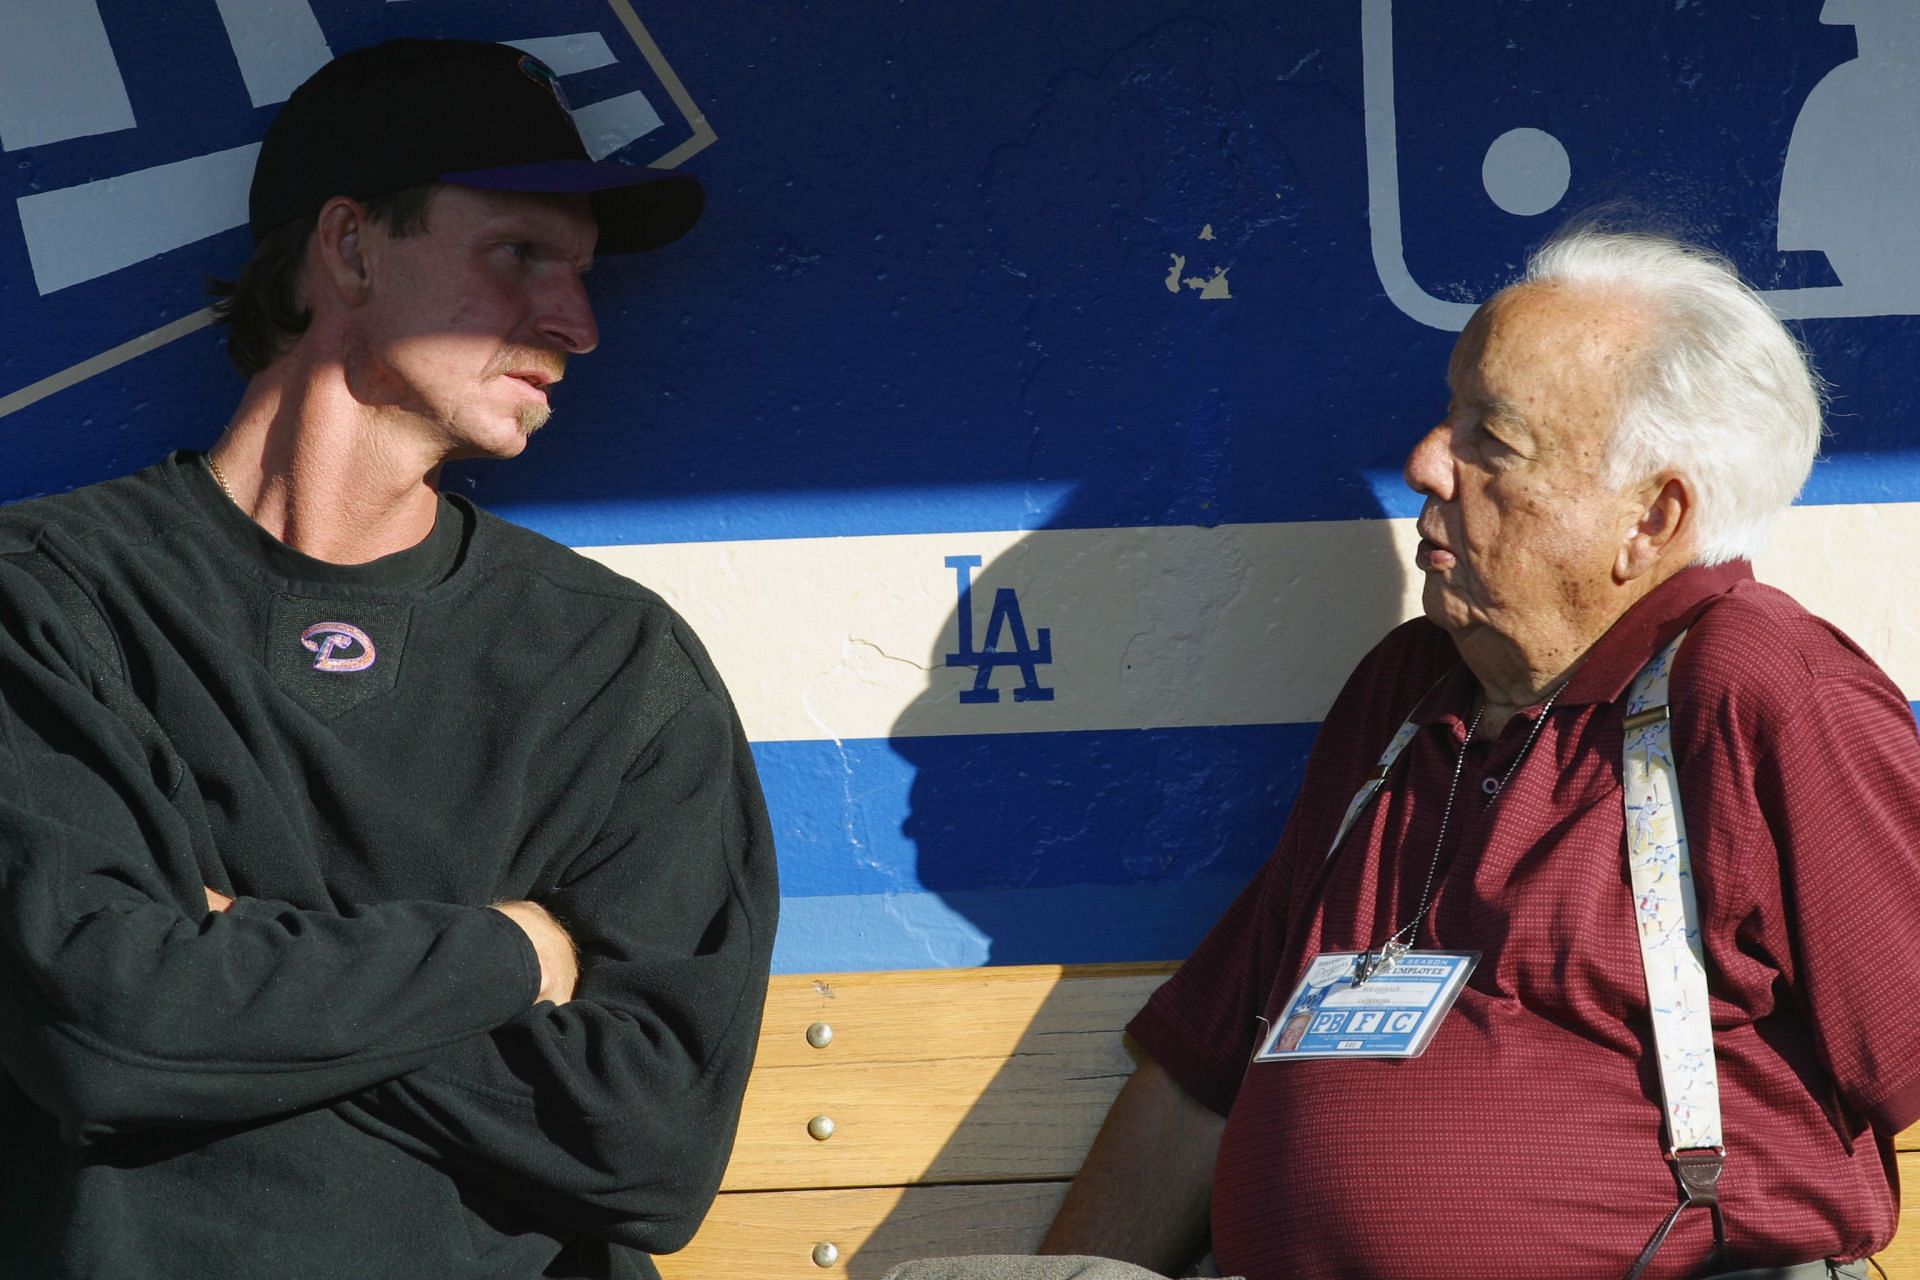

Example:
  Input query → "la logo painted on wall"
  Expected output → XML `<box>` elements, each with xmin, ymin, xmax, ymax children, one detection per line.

<box><xmin>943</xmin><ymin>555</ymin><xmax>1053</xmax><ymax>705</ymax></box>
<box><xmin>0</xmin><ymin>0</ymin><xmax>713</xmax><ymax>423</ymax></box>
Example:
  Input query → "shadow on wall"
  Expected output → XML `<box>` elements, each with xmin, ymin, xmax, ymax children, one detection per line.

<box><xmin>850</xmin><ymin>486</ymin><xmax>1410</xmax><ymax>1276</ymax></box>
<box><xmin>885</xmin><ymin>490</ymin><xmax>1412</xmax><ymax>966</ymax></box>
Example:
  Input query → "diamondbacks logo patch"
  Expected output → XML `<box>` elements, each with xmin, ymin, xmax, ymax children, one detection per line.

<box><xmin>271</xmin><ymin>596</ymin><xmax>407</xmax><ymax>718</ymax></box>
<box><xmin>301</xmin><ymin>621</ymin><xmax>376</xmax><ymax>673</ymax></box>
<box><xmin>518</xmin><ymin>53</ymin><xmax>572</xmax><ymax>111</ymax></box>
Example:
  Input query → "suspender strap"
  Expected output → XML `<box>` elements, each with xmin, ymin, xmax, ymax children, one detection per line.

<box><xmin>1621</xmin><ymin>631</ymin><xmax>1727</xmax><ymax>1277</ymax></box>
<box><xmin>1625</xmin><ymin>1150</ymin><xmax>1726</xmax><ymax>1280</ymax></box>
<box><xmin>1621</xmin><ymin>631</ymin><xmax>1723</xmax><ymax>1152</ymax></box>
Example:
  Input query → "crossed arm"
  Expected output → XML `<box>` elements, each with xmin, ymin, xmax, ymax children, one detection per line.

<box><xmin>205</xmin><ymin>887</ymin><xmax>581</xmax><ymax>1005</ymax></box>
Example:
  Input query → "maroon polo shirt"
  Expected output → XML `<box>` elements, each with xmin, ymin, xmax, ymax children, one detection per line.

<box><xmin>1130</xmin><ymin>561</ymin><xmax>1920</xmax><ymax>1280</ymax></box>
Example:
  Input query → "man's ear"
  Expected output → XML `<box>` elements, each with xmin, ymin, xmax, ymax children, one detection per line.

<box><xmin>1616</xmin><ymin>474</ymin><xmax>1692</xmax><ymax>583</ymax></box>
<box><xmin>311</xmin><ymin>196</ymin><xmax>375</xmax><ymax>309</ymax></box>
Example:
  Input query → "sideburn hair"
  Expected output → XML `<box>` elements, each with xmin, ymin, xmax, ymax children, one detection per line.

<box><xmin>207</xmin><ymin>184</ymin><xmax>441</xmax><ymax>377</ymax></box>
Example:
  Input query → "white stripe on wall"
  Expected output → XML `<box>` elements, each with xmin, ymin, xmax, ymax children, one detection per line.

<box><xmin>209</xmin><ymin>0</ymin><xmax>332</xmax><ymax>107</ymax></box>
<box><xmin>506</xmin><ymin>33</ymin><xmax>619</xmax><ymax>76</ymax></box>
<box><xmin>569</xmin><ymin>90</ymin><xmax>664</xmax><ymax>161</ymax></box>
<box><xmin>583</xmin><ymin>502</ymin><xmax>1920</xmax><ymax>744</ymax></box>
<box><xmin>0</xmin><ymin>0</ymin><xmax>136</xmax><ymax>152</ymax></box>
<box><xmin>17</xmin><ymin>143</ymin><xmax>259</xmax><ymax>295</ymax></box>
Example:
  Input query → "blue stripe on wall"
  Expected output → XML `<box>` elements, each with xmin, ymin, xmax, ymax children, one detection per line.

<box><xmin>759</xmin><ymin>702</ymin><xmax>1920</xmax><ymax>973</ymax></box>
<box><xmin>770</xmin><ymin>878</ymin><xmax>1250</xmax><ymax>974</ymax></box>
<box><xmin>751</xmin><ymin>722</ymin><xmax>1317</xmax><ymax>900</ymax></box>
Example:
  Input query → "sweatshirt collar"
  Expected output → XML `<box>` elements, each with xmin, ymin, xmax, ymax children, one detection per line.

<box><xmin>169</xmin><ymin>450</ymin><xmax>467</xmax><ymax>593</ymax></box>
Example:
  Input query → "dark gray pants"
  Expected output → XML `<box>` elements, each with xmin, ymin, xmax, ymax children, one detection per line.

<box><xmin>1714</xmin><ymin>1264</ymin><xmax>1870</xmax><ymax>1280</ymax></box>
<box><xmin>880</xmin><ymin>1259</ymin><xmax>1236</xmax><ymax>1280</ymax></box>
<box><xmin>878</xmin><ymin>1255</ymin><xmax>1861</xmax><ymax>1280</ymax></box>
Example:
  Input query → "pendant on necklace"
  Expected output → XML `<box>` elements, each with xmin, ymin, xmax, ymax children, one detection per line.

<box><xmin>1355</xmin><ymin>938</ymin><xmax>1409</xmax><ymax>986</ymax></box>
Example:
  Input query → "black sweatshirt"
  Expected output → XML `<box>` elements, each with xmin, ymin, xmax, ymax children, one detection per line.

<box><xmin>0</xmin><ymin>453</ymin><xmax>777</xmax><ymax>1279</ymax></box>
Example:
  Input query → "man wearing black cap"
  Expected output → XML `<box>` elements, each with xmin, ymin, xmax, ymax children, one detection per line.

<box><xmin>0</xmin><ymin>39</ymin><xmax>775</xmax><ymax>1280</ymax></box>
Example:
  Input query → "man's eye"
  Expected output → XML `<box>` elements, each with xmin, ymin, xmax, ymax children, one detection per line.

<box><xmin>502</xmin><ymin>242</ymin><xmax>533</xmax><ymax>260</ymax></box>
<box><xmin>1478</xmin><ymin>428</ymin><xmax>1529</xmax><ymax>469</ymax></box>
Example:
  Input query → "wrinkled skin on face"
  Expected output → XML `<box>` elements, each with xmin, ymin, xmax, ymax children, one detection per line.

<box><xmin>342</xmin><ymin>185</ymin><xmax>600</xmax><ymax>460</ymax></box>
<box><xmin>1403</xmin><ymin>281</ymin><xmax>1673</xmax><ymax>703</ymax></box>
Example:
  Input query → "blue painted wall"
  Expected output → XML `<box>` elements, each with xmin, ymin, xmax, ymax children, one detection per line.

<box><xmin>4</xmin><ymin>1</ymin><xmax>1917</xmax><ymax>973</ymax></box>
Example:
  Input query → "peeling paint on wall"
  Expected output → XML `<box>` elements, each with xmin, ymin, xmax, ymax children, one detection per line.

<box><xmin>1182</xmin><ymin>266</ymin><xmax>1232</xmax><ymax>299</ymax></box>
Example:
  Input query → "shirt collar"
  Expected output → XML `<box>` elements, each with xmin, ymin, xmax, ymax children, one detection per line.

<box><xmin>1406</xmin><ymin>560</ymin><xmax>1755</xmax><ymax>725</ymax></box>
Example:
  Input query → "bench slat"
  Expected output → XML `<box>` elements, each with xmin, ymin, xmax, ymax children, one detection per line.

<box><xmin>663</xmin><ymin>1182</ymin><xmax>1069</xmax><ymax>1280</ymax></box>
<box><xmin>725</xmin><ymin>1051</ymin><xmax>1132</xmax><ymax>1190</ymax></box>
<box><xmin>677</xmin><ymin>1152</ymin><xmax>1920</xmax><ymax>1279</ymax></box>
<box><xmin>749</xmin><ymin>964</ymin><xmax>1177</xmax><ymax>1070</ymax></box>
<box><xmin>723</xmin><ymin>965</ymin><xmax>1173</xmax><ymax>1192</ymax></box>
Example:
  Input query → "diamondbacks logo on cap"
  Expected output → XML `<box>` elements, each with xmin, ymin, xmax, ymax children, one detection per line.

<box><xmin>518</xmin><ymin>54</ymin><xmax>571</xmax><ymax>111</ymax></box>
<box><xmin>301</xmin><ymin>621</ymin><xmax>377</xmax><ymax>673</ymax></box>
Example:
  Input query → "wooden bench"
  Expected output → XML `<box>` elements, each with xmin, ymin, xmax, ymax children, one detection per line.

<box><xmin>660</xmin><ymin>963</ymin><xmax>1917</xmax><ymax>1279</ymax></box>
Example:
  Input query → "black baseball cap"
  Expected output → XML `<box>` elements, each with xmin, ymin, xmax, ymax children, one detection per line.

<box><xmin>249</xmin><ymin>38</ymin><xmax>702</xmax><ymax>254</ymax></box>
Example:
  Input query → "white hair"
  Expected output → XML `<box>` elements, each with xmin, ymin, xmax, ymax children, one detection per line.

<box><xmin>1521</xmin><ymin>228</ymin><xmax>1824</xmax><ymax>564</ymax></box>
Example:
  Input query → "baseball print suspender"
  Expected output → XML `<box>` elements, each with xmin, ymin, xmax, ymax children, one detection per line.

<box><xmin>1621</xmin><ymin>631</ymin><xmax>1727</xmax><ymax>1279</ymax></box>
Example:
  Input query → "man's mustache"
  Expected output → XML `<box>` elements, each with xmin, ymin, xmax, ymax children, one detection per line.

<box><xmin>490</xmin><ymin>347</ymin><xmax>568</xmax><ymax>385</ymax></box>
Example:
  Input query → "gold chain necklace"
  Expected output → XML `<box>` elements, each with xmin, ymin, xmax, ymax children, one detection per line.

<box><xmin>204</xmin><ymin>452</ymin><xmax>238</xmax><ymax>506</ymax></box>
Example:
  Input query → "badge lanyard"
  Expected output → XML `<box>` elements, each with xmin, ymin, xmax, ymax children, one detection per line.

<box><xmin>1255</xmin><ymin>675</ymin><xmax>1558</xmax><ymax>1062</ymax></box>
<box><xmin>1350</xmin><ymin>684</ymin><xmax>1561</xmax><ymax>984</ymax></box>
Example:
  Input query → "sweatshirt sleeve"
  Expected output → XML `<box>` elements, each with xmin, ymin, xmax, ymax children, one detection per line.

<box><xmin>330</xmin><ymin>641</ymin><xmax>779</xmax><ymax>1255</ymax></box>
<box><xmin>0</xmin><ymin>557</ymin><xmax>541</xmax><ymax>1143</ymax></box>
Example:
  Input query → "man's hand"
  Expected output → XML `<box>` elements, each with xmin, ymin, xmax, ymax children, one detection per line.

<box><xmin>205</xmin><ymin>887</ymin><xmax>235</xmax><ymax>914</ymax></box>
<box><xmin>491</xmin><ymin>900</ymin><xmax>580</xmax><ymax>1005</ymax></box>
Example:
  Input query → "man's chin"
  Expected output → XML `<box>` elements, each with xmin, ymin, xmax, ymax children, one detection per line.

<box><xmin>1420</xmin><ymin>577</ymin><xmax>1472</xmax><ymax>633</ymax></box>
<box><xmin>516</xmin><ymin>403</ymin><xmax>553</xmax><ymax>438</ymax></box>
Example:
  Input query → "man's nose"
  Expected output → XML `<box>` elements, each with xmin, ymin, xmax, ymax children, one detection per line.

<box><xmin>1403</xmin><ymin>422</ymin><xmax>1454</xmax><ymax>500</ymax></box>
<box><xmin>536</xmin><ymin>272</ymin><xmax>600</xmax><ymax>355</ymax></box>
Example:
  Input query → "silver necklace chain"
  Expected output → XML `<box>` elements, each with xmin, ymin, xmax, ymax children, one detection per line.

<box><xmin>1356</xmin><ymin>683</ymin><xmax>1562</xmax><ymax>983</ymax></box>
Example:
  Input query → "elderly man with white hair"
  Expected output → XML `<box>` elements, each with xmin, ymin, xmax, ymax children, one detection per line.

<box><xmin>890</xmin><ymin>228</ymin><xmax>1920</xmax><ymax>1280</ymax></box>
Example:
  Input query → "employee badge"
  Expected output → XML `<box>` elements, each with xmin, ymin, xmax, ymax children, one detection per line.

<box><xmin>1254</xmin><ymin>949</ymin><xmax>1479</xmax><ymax>1061</ymax></box>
